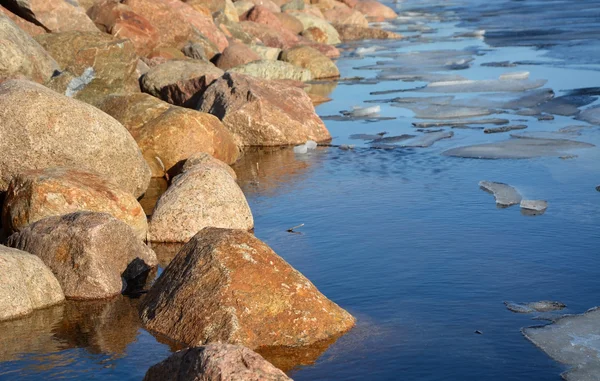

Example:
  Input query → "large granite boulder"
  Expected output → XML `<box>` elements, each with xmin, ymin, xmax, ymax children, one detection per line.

<box><xmin>289</xmin><ymin>12</ymin><xmax>340</xmax><ymax>44</ymax></box>
<box><xmin>228</xmin><ymin>60</ymin><xmax>313</xmax><ymax>81</ymax></box>
<box><xmin>7</xmin><ymin>212</ymin><xmax>158</xmax><ymax>300</ymax></box>
<box><xmin>0</xmin><ymin>245</ymin><xmax>65</xmax><ymax>321</ymax></box>
<box><xmin>140</xmin><ymin>228</ymin><xmax>355</xmax><ymax>348</ymax></box>
<box><xmin>333</xmin><ymin>23</ymin><xmax>402</xmax><ymax>41</ymax></box>
<box><xmin>181</xmin><ymin>152</ymin><xmax>237</xmax><ymax>179</ymax></box>
<box><xmin>87</xmin><ymin>0</ymin><xmax>160</xmax><ymax>56</ymax></box>
<box><xmin>214</xmin><ymin>41</ymin><xmax>261</xmax><ymax>70</ymax></box>
<box><xmin>323</xmin><ymin>4</ymin><xmax>368</xmax><ymax>27</ymax></box>
<box><xmin>0</xmin><ymin>5</ymin><xmax>45</xmax><ymax>36</ymax></box>
<box><xmin>2</xmin><ymin>0</ymin><xmax>98</xmax><ymax>32</ymax></box>
<box><xmin>2</xmin><ymin>168</ymin><xmax>148</xmax><ymax>240</ymax></box>
<box><xmin>0</xmin><ymin>13</ymin><xmax>59</xmax><ymax>83</ymax></box>
<box><xmin>240</xmin><ymin>21</ymin><xmax>299</xmax><ymax>49</ymax></box>
<box><xmin>143</xmin><ymin>344</ymin><xmax>291</xmax><ymax>381</ymax></box>
<box><xmin>354</xmin><ymin>0</ymin><xmax>397</xmax><ymax>19</ymax></box>
<box><xmin>35</xmin><ymin>31</ymin><xmax>140</xmax><ymax>105</ymax></box>
<box><xmin>148</xmin><ymin>165</ymin><xmax>253</xmax><ymax>242</ymax></box>
<box><xmin>141</xmin><ymin>59</ymin><xmax>224</xmax><ymax>108</ymax></box>
<box><xmin>0</xmin><ymin>80</ymin><xmax>150</xmax><ymax>197</ymax></box>
<box><xmin>281</xmin><ymin>45</ymin><xmax>339</xmax><ymax>79</ymax></box>
<box><xmin>197</xmin><ymin>72</ymin><xmax>331</xmax><ymax>146</ymax></box>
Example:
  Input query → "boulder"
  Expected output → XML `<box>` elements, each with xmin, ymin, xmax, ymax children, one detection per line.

<box><xmin>148</xmin><ymin>166</ymin><xmax>253</xmax><ymax>242</ymax></box>
<box><xmin>274</xmin><ymin>12</ymin><xmax>304</xmax><ymax>34</ymax></box>
<box><xmin>185</xmin><ymin>0</ymin><xmax>226</xmax><ymax>13</ymax></box>
<box><xmin>0</xmin><ymin>245</ymin><xmax>65</xmax><ymax>321</ymax></box>
<box><xmin>297</xmin><ymin>39</ymin><xmax>340</xmax><ymax>58</ymax></box>
<box><xmin>244</xmin><ymin>0</ymin><xmax>281</xmax><ymax>13</ymax></box>
<box><xmin>223</xmin><ymin>0</ymin><xmax>239</xmax><ymax>22</ymax></box>
<box><xmin>214</xmin><ymin>12</ymin><xmax>258</xmax><ymax>45</ymax></box>
<box><xmin>2</xmin><ymin>168</ymin><xmax>148</xmax><ymax>240</ymax></box>
<box><xmin>7</xmin><ymin>212</ymin><xmax>158</xmax><ymax>300</ymax></box>
<box><xmin>87</xmin><ymin>0</ymin><xmax>160</xmax><ymax>56</ymax></box>
<box><xmin>229</xmin><ymin>60</ymin><xmax>313</xmax><ymax>81</ymax></box>
<box><xmin>0</xmin><ymin>5</ymin><xmax>45</xmax><ymax>36</ymax></box>
<box><xmin>214</xmin><ymin>42</ymin><xmax>261</xmax><ymax>71</ymax></box>
<box><xmin>333</xmin><ymin>23</ymin><xmax>402</xmax><ymax>40</ymax></box>
<box><xmin>182</xmin><ymin>42</ymin><xmax>208</xmax><ymax>61</ymax></box>
<box><xmin>0</xmin><ymin>13</ymin><xmax>59</xmax><ymax>83</ymax></box>
<box><xmin>338</xmin><ymin>0</ymin><xmax>358</xmax><ymax>8</ymax></box>
<box><xmin>354</xmin><ymin>0</ymin><xmax>397</xmax><ymax>19</ymax></box>
<box><xmin>323</xmin><ymin>4</ymin><xmax>368</xmax><ymax>27</ymax></box>
<box><xmin>243</xmin><ymin>6</ymin><xmax>298</xmax><ymax>36</ymax></box>
<box><xmin>141</xmin><ymin>59</ymin><xmax>224</xmax><ymax>108</ymax></box>
<box><xmin>145</xmin><ymin>46</ymin><xmax>187</xmax><ymax>66</ymax></box>
<box><xmin>136</xmin><ymin>107</ymin><xmax>240</xmax><ymax>175</ymax></box>
<box><xmin>143</xmin><ymin>344</ymin><xmax>291</xmax><ymax>381</ymax></box>
<box><xmin>234</xmin><ymin>0</ymin><xmax>255</xmax><ymax>16</ymax></box>
<box><xmin>140</xmin><ymin>228</ymin><xmax>355</xmax><ymax>348</ymax></box>
<box><xmin>301</xmin><ymin>26</ymin><xmax>328</xmax><ymax>43</ymax></box>
<box><xmin>281</xmin><ymin>45</ymin><xmax>339</xmax><ymax>79</ymax></box>
<box><xmin>281</xmin><ymin>0</ymin><xmax>304</xmax><ymax>11</ymax></box>
<box><xmin>248</xmin><ymin>44</ymin><xmax>281</xmax><ymax>60</ymax></box>
<box><xmin>240</xmin><ymin>21</ymin><xmax>299</xmax><ymax>49</ymax></box>
<box><xmin>289</xmin><ymin>12</ymin><xmax>340</xmax><ymax>44</ymax></box>
<box><xmin>197</xmin><ymin>72</ymin><xmax>331</xmax><ymax>146</ymax></box>
<box><xmin>35</xmin><ymin>31</ymin><xmax>140</xmax><ymax>105</ymax></box>
<box><xmin>0</xmin><ymin>80</ymin><xmax>151</xmax><ymax>197</ymax></box>
<box><xmin>2</xmin><ymin>0</ymin><xmax>98</xmax><ymax>32</ymax></box>
<box><xmin>181</xmin><ymin>152</ymin><xmax>237</xmax><ymax>179</ymax></box>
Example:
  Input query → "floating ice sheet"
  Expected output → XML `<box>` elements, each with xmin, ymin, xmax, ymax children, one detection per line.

<box><xmin>576</xmin><ymin>105</ymin><xmax>600</xmax><ymax>125</ymax></box>
<box><xmin>420</xmin><ymin>78</ymin><xmax>548</xmax><ymax>93</ymax></box>
<box><xmin>505</xmin><ymin>301</ymin><xmax>566</xmax><ymax>313</ymax></box>
<box><xmin>479</xmin><ymin>180</ymin><xmax>522</xmax><ymax>207</ymax></box>
<box><xmin>413</xmin><ymin>118</ymin><xmax>509</xmax><ymax>128</ymax></box>
<box><xmin>393</xmin><ymin>104</ymin><xmax>495</xmax><ymax>119</ymax></box>
<box><xmin>443</xmin><ymin>138</ymin><xmax>595</xmax><ymax>159</ymax></box>
<box><xmin>400</xmin><ymin>130</ymin><xmax>454</xmax><ymax>148</ymax></box>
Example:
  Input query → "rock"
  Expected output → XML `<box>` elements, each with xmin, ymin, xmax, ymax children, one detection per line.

<box><xmin>181</xmin><ymin>152</ymin><xmax>237</xmax><ymax>179</ymax></box>
<box><xmin>234</xmin><ymin>0</ymin><xmax>255</xmax><ymax>16</ymax></box>
<box><xmin>141</xmin><ymin>59</ymin><xmax>224</xmax><ymax>108</ymax></box>
<box><xmin>504</xmin><ymin>301</ymin><xmax>566</xmax><ymax>314</ymax></box>
<box><xmin>281</xmin><ymin>0</ymin><xmax>304</xmax><ymax>11</ymax></box>
<box><xmin>146</xmin><ymin>46</ymin><xmax>188</xmax><ymax>65</ymax></box>
<box><xmin>333</xmin><ymin>24</ymin><xmax>402</xmax><ymax>41</ymax></box>
<box><xmin>215</xmin><ymin>42</ymin><xmax>261</xmax><ymax>71</ymax></box>
<box><xmin>0</xmin><ymin>12</ymin><xmax>59</xmax><ymax>83</ymax></box>
<box><xmin>248</xmin><ymin>44</ymin><xmax>281</xmax><ymax>60</ymax></box>
<box><xmin>3</xmin><ymin>0</ymin><xmax>98</xmax><ymax>32</ymax></box>
<box><xmin>240</xmin><ymin>20</ymin><xmax>299</xmax><ymax>49</ymax></box>
<box><xmin>339</xmin><ymin>0</ymin><xmax>358</xmax><ymax>8</ymax></box>
<box><xmin>186</xmin><ymin>0</ymin><xmax>226</xmax><ymax>13</ymax></box>
<box><xmin>274</xmin><ymin>12</ymin><xmax>304</xmax><ymax>34</ymax></box>
<box><xmin>0</xmin><ymin>245</ymin><xmax>65</xmax><ymax>321</ymax></box>
<box><xmin>354</xmin><ymin>0</ymin><xmax>397</xmax><ymax>19</ymax></box>
<box><xmin>297</xmin><ymin>39</ymin><xmax>340</xmax><ymax>58</ymax></box>
<box><xmin>35</xmin><ymin>31</ymin><xmax>139</xmax><ymax>105</ymax></box>
<box><xmin>136</xmin><ymin>107</ymin><xmax>240</xmax><ymax>175</ymax></box>
<box><xmin>520</xmin><ymin>200</ymin><xmax>548</xmax><ymax>212</ymax></box>
<box><xmin>0</xmin><ymin>80</ymin><xmax>151</xmax><ymax>197</ymax></box>
<box><xmin>478</xmin><ymin>180</ymin><xmax>522</xmax><ymax>207</ymax></box>
<box><xmin>289</xmin><ymin>12</ymin><xmax>341</xmax><ymax>44</ymax></box>
<box><xmin>87</xmin><ymin>0</ymin><xmax>160</xmax><ymax>56</ymax></box>
<box><xmin>323</xmin><ymin>5</ymin><xmax>368</xmax><ymax>27</ymax></box>
<box><xmin>148</xmin><ymin>165</ymin><xmax>253</xmax><ymax>242</ymax></box>
<box><xmin>182</xmin><ymin>42</ymin><xmax>207</xmax><ymax>61</ymax></box>
<box><xmin>244</xmin><ymin>0</ymin><xmax>281</xmax><ymax>13</ymax></box>
<box><xmin>197</xmin><ymin>72</ymin><xmax>331</xmax><ymax>146</ymax></box>
<box><xmin>140</xmin><ymin>228</ymin><xmax>355</xmax><ymax>348</ymax></box>
<box><xmin>301</xmin><ymin>26</ymin><xmax>328</xmax><ymax>43</ymax></box>
<box><xmin>229</xmin><ymin>60</ymin><xmax>312</xmax><ymax>81</ymax></box>
<box><xmin>0</xmin><ymin>5</ymin><xmax>45</xmax><ymax>36</ymax></box>
<box><xmin>223</xmin><ymin>0</ymin><xmax>239</xmax><ymax>22</ymax></box>
<box><xmin>2</xmin><ymin>168</ymin><xmax>148</xmax><ymax>240</ymax></box>
<box><xmin>596</xmin><ymin>185</ymin><xmax>600</xmax><ymax>192</ymax></box>
<box><xmin>143</xmin><ymin>344</ymin><xmax>291</xmax><ymax>381</ymax></box>
<box><xmin>281</xmin><ymin>45</ymin><xmax>339</xmax><ymax>79</ymax></box>
<box><xmin>214</xmin><ymin>12</ymin><xmax>258</xmax><ymax>46</ymax></box>
<box><xmin>7</xmin><ymin>212</ymin><xmax>158</xmax><ymax>300</ymax></box>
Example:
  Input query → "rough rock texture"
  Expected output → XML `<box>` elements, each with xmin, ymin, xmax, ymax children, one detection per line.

<box><xmin>143</xmin><ymin>344</ymin><xmax>291</xmax><ymax>381</ymax></box>
<box><xmin>186</xmin><ymin>0</ymin><xmax>226</xmax><ymax>13</ymax></box>
<box><xmin>0</xmin><ymin>13</ymin><xmax>59</xmax><ymax>83</ymax></box>
<box><xmin>298</xmin><ymin>39</ymin><xmax>340</xmax><ymax>58</ymax></box>
<box><xmin>243</xmin><ymin>6</ymin><xmax>299</xmax><ymax>37</ymax></box>
<box><xmin>0</xmin><ymin>5</ymin><xmax>45</xmax><ymax>36</ymax></box>
<box><xmin>7</xmin><ymin>212</ymin><xmax>158</xmax><ymax>300</ymax></box>
<box><xmin>323</xmin><ymin>4</ymin><xmax>368</xmax><ymax>27</ymax></box>
<box><xmin>274</xmin><ymin>12</ymin><xmax>304</xmax><ymax>34</ymax></box>
<box><xmin>333</xmin><ymin>24</ymin><xmax>402</xmax><ymax>41</ymax></box>
<box><xmin>229</xmin><ymin>60</ymin><xmax>313</xmax><ymax>81</ymax></box>
<box><xmin>240</xmin><ymin>21</ymin><xmax>298</xmax><ymax>49</ymax></box>
<box><xmin>3</xmin><ymin>0</ymin><xmax>98</xmax><ymax>32</ymax></box>
<box><xmin>148</xmin><ymin>166</ymin><xmax>253</xmax><ymax>242</ymax></box>
<box><xmin>0</xmin><ymin>80</ymin><xmax>151</xmax><ymax>197</ymax></box>
<box><xmin>214</xmin><ymin>42</ymin><xmax>261</xmax><ymax>71</ymax></box>
<box><xmin>140</xmin><ymin>228</ymin><xmax>355</xmax><ymax>348</ymax></box>
<box><xmin>248</xmin><ymin>44</ymin><xmax>281</xmax><ymax>60</ymax></box>
<box><xmin>136</xmin><ymin>107</ymin><xmax>240</xmax><ymax>175</ymax></box>
<box><xmin>198</xmin><ymin>72</ymin><xmax>331</xmax><ymax>147</ymax></box>
<box><xmin>141</xmin><ymin>59</ymin><xmax>224</xmax><ymax>108</ymax></box>
<box><xmin>181</xmin><ymin>152</ymin><xmax>237</xmax><ymax>179</ymax></box>
<box><xmin>354</xmin><ymin>0</ymin><xmax>397</xmax><ymax>19</ymax></box>
<box><xmin>244</xmin><ymin>0</ymin><xmax>280</xmax><ymax>13</ymax></box>
<box><xmin>281</xmin><ymin>45</ymin><xmax>339</xmax><ymax>79</ymax></box>
<box><xmin>87</xmin><ymin>0</ymin><xmax>160</xmax><ymax>56</ymax></box>
<box><xmin>2</xmin><ymin>168</ymin><xmax>148</xmax><ymax>240</ymax></box>
<box><xmin>301</xmin><ymin>26</ymin><xmax>328</xmax><ymax>43</ymax></box>
<box><xmin>289</xmin><ymin>12</ymin><xmax>340</xmax><ymax>44</ymax></box>
<box><xmin>35</xmin><ymin>31</ymin><xmax>140</xmax><ymax>104</ymax></box>
<box><xmin>0</xmin><ymin>245</ymin><xmax>65</xmax><ymax>321</ymax></box>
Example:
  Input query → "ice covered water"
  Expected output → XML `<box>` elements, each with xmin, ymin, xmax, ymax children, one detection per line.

<box><xmin>478</xmin><ymin>180</ymin><xmax>522</xmax><ymax>207</ymax></box>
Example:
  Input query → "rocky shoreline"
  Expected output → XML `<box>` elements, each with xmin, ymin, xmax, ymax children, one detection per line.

<box><xmin>0</xmin><ymin>0</ymin><xmax>401</xmax><ymax>378</ymax></box>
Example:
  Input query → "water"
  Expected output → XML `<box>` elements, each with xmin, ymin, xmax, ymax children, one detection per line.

<box><xmin>2</xmin><ymin>0</ymin><xmax>600</xmax><ymax>380</ymax></box>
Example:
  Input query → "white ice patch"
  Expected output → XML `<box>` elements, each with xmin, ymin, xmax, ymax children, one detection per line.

<box><xmin>293</xmin><ymin>144</ymin><xmax>308</xmax><ymax>154</ymax></box>
<box><xmin>65</xmin><ymin>67</ymin><xmax>95</xmax><ymax>98</ymax></box>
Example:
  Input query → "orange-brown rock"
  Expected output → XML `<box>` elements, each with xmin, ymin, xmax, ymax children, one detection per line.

<box><xmin>241</xmin><ymin>7</ymin><xmax>300</xmax><ymax>46</ymax></box>
<box><xmin>244</xmin><ymin>0</ymin><xmax>281</xmax><ymax>13</ymax></box>
<box><xmin>88</xmin><ymin>0</ymin><xmax>160</xmax><ymax>56</ymax></box>
<box><xmin>214</xmin><ymin>41</ymin><xmax>261</xmax><ymax>70</ymax></box>
<box><xmin>97</xmin><ymin>93</ymin><xmax>170</xmax><ymax>137</ymax></box>
<box><xmin>148</xmin><ymin>167</ymin><xmax>253</xmax><ymax>242</ymax></box>
<box><xmin>198</xmin><ymin>72</ymin><xmax>330</xmax><ymax>146</ymax></box>
<box><xmin>136</xmin><ymin>107</ymin><xmax>240</xmax><ymax>176</ymax></box>
<box><xmin>274</xmin><ymin>12</ymin><xmax>304</xmax><ymax>34</ymax></box>
<box><xmin>3</xmin><ymin>0</ymin><xmax>98</xmax><ymax>32</ymax></box>
<box><xmin>240</xmin><ymin>21</ymin><xmax>299</xmax><ymax>49</ymax></box>
<box><xmin>281</xmin><ymin>45</ymin><xmax>339</xmax><ymax>79</ymax></box>
<box><xmin>354</xmin><ymin>0</ymin><xmax>397</xmax><ymax>19</ymax></box>
<box><xmin>139</xmin><ymin>228</ymin><xmax>355</xmax><ymax>348</ymax></box>
<box><xmin>0</xmin><ymin>13</ymin><xmax>59</xmax><ymax>84</ymax></box>
<box><xmin>2</xmin><ymin>168</ymin><xmax>148</xmax><ymax>240</ymax></box>
<box><xmin>297</xmin><ymin>38</ymin><xmax>340</xmax><ymax>58</ymax></box>
<box><xmin>289</xmin><ymin>11</ymin><xmax>341</xmax><ymax>44</ymax></box>
<box><xmin>181</xmin><ymin>152</ymin><xmax>237</xmax><ymax>179</ymax></box>
<box><xmin>301</xmin><ymin>26</ymin><xmax>328</xmax><ymax>43</ymax></box>
<box><xmin>333</xmin><ymin>23</ymin><xmax>402</xmax><ymax>41</ymax></box>
<box><xmin>141</xmin><ymin>59</ymin><xmax>224</xmax><ymax>108</ymax></box>
<box><xmin>0</xmin><ymin>5</ymin><xmax>45</xmax><ymax>36</ymax></box>
<box><xmin>143</xmin><ymin>344</ymin><xmax>291</xmax><ymax>381</ymax></box>
<box><xmin>146</xmin><ymin>47</ymin><xmax>187</xmax><ymax>63</ymax></box>
<box><xmin>7</xmin><ymin>212</ymin><xmax>158</xmax><ymax>300</ymax></box>
<box><xmin>323</xmin><ymin>3</ymin><xmax>368</xmax><ymax>27</ymax></box>
<box><xmin>338</xmin><ymin>0</ymin><xmax>358</xmax><ymax>8</ymax></box>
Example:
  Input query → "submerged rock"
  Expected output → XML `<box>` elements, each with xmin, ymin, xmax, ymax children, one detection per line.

<box><xmin>523</xmin><ymin>307</ymin><xmax>600</xmax><ymax>381</ymax></box>
<box><xmin>505</xmin><ymin>301</ymin><xmax>565</xmax><ymax>314</ymax></box>
<box><xmin>443</xmin><ymin>138</ymin><xmax>594</xmax><ymax>159</ymax></box>
<box><xmin>140</xmin><ymin>228</ymin><xmax>355</xmax><ymax>349</ymax></box>
<box><xmin>479</xmin><ymin>181</ymin><xmax>522</xmax><ymax>207</ymax></box>
<box><xmin>143</xmin><ymin>344</ymin><xmax>291</xmax><ymax>381</ymax></box>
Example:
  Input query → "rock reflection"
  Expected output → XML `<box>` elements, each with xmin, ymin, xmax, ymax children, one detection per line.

<box><xmin>255</xmin><ymin>335</ymin><xmax>342</xmax><ymax>373</ymax></box>
<box><xmin>139</xmin><ymin>177</ymin><xmax>168</xmax><ymax>217</ymax></box>
<box><xmin>148</xmin><ymin>242</ymin><xmax>184</xmax><ymax>269</ymax></box>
